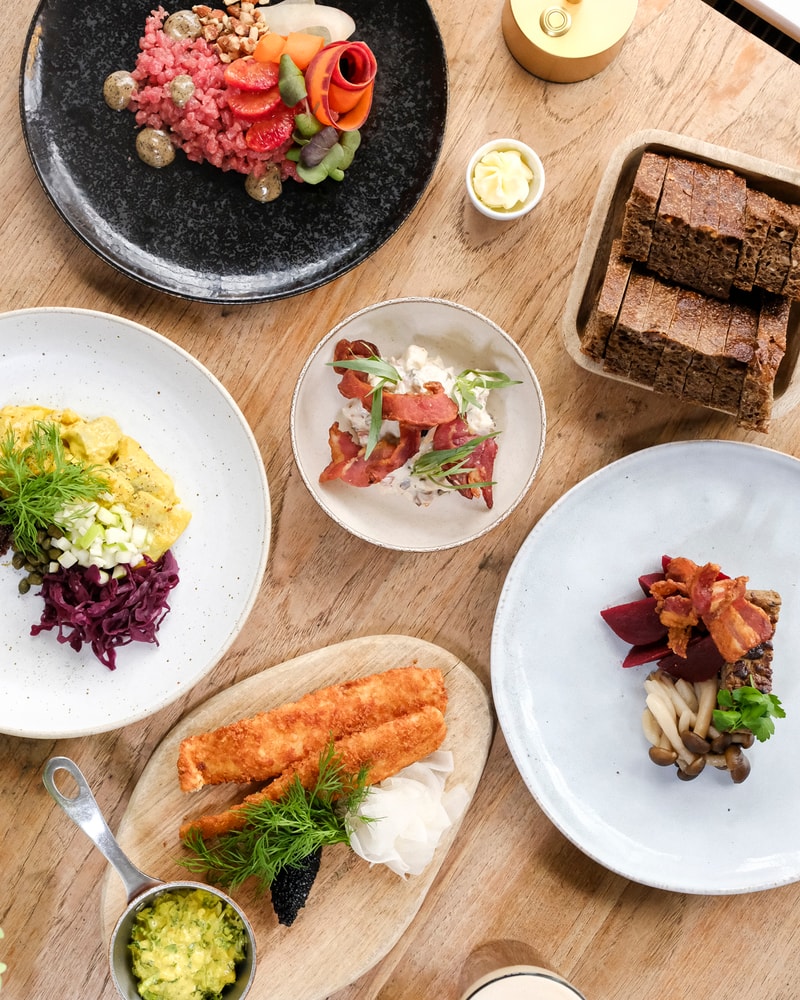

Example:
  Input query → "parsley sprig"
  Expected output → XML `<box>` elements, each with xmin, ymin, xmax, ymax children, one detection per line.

<box><xmin>411</xmin><ymin>433</ymin><xmax>498</xmax><ymax>492</ymax></box>
<box><xmin>713</xmin><ymin>684</ymin><xmax>786</xmax><ymax>743</ymax></box>
<box><xmin>180</xmin><ymin>742</ymin><xmax>371</xmax><ymax>892</ymax></box>
<box><xmin>0</xmin><ymin>422</ymin><xmax>108</xmax><ymax>558</ymax></box>
<box><xmin>327</xmin><ymin>356</ymin><xmax>400</xmax><ymax>457</ymax></box>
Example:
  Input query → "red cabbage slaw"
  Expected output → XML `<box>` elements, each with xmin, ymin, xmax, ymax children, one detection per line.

<box><xmin>31</xmin><ymin>551</ymin><xmax>180</xmax><ymax>670</ymax></box>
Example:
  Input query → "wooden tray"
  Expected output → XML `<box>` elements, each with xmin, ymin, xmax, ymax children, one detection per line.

<box><xmin>562</xmin><ymin>129</ymin><xmax>800</xmax><ymax>422</ymax></box>
<box><xmin>100</xmin><ymin>635</ymin><xmax>493</xmax><ymax>1000</ymax></box>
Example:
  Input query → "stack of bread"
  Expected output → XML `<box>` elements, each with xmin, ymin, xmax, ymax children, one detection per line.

<box><xmin>581</xmin><ymin>151</ymin><xmax>797</xmax><ymax>431</ymax></box>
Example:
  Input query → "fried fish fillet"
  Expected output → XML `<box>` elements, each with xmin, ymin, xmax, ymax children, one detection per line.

<box><xmin>177</xmin><ymin>664</ymin><xmax>447</xmax><ymax>792</ymax></box>
<box><xmin>179</xmin><ymin>704</ymin><xmax>447</xmax><ymax>841</ymax></box>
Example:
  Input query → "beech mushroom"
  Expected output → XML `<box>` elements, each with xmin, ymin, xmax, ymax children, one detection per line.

<box><xmin>680</xmin><ymin>729</ymin><xmax>712</xmax><ymax>755</ymax></box>
<box><xmin>677</xmin><ymin>755</ymin><xmax>706</xmax><ymax>779</ymax></box>
<box><xmin>724</xmin><ymin>745</ymin><xmax>751</xmax><ymax>783</ymax></box>
<box><xmin>710</xmin><ymin>731</ymin><xmax>733</xmax><ymax>753</ymax></box>
<box><xmin>649</xmin><ymin>746</ymin><xmax>678</xmax><ymax>767</ymax></box>
<box><xmin>692</xmin><ymin>677</ymin><xmax>718</xmax><ymax>739</ymax></box>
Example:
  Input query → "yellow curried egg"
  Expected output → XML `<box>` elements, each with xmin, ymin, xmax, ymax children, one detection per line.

<box><xmin>0</xmin><ymin>405</ymin><xmax>191</xmax><ymax>561</ymax></box>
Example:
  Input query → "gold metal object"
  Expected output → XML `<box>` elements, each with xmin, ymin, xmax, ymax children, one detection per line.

<box><xmin>540</xmin><ymin>6</ymin><xmax>571</xmax><ymax>36</ymax></box>
<box><xmin>502</xmin><ymin>0</ymin><xmax>638</xmax><ymax>83</ymax></box>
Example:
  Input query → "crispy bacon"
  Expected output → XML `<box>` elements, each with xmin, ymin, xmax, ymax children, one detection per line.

<box><xmin>432</xmin><ymin>416</ymin><xmax>497</xmax><ymax>509</ymax></box>
<box><xmin>383</xmin><ymin>384</ymin><xmax>458</xmax><ymax>427</ymax></box>
<box><xmin>651</xmin><ymin>557</ymin><xmax>774</xmax><ymax>662</ymax></box>
<box><xmin>332</xmin><ymin>338</ymin><xmax>458</xmax><ymax>429</ymax></box>
<box><xmin>332</xmin><ymin>338</ymin><xmax>379</xmax><ymax>370</ymax></box>
<box><xmin>319</xmin><ymin>422</ymin><xmax>421</xmax><ymax>487</ymax></box>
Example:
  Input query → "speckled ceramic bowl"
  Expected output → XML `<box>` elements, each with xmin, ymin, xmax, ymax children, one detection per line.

<box><xmin>0</xmin><ymin>308</ymin><xmax>270</xmax><ymax>738</ymax></box>
<box><xmin>291</xmin><ymin>297</ymin><xmax>546</xmax><ymax>551</ymax></box>
<box><xmin>466</xmin><ymin>138</ymin><xmax>546</xmax><ymax>220</ymax></box>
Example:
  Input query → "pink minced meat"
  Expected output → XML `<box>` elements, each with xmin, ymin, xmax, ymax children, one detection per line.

<box><xmin>130</xmin><ymin>6</ymin><xmax>298</xmax><ymax>179</ymax></box>
<box><xmin>31</xmin><ymin>551</ymin><xmax>180</xmax><ymax>670</ymax></box>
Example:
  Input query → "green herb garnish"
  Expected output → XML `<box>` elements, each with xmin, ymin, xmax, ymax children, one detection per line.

<box><xmin>411</xmin><ymin>433</ymin><xmax>498</xmax><ymax>492</ymax></box>
<box><xmin>327</xmin><ymin>356</ymin><xmax>400</xmax><ymax>457</ymax></box>
<box><xmin>713</xmin><ymin>684</ymin><xmax>786</xmax><ymax>743</ymax></box>
<box><xmin>452</xmin><ymin>369</ymin><xmax>521</xmax><ymax>414</ymax></box>
<box><xmin>180</xmin><ymin>742</ymin><xmax>371</xmax><ymax>892</ymax></box>
<box><xmin>0</xmin><ymin>422</ymin><xmax>108</xmax><ymax>558</ymax></box>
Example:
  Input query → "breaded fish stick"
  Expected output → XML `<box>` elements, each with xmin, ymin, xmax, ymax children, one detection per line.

<box><xmin>177</xmin><ymin>665</ymin><xmax>447</xmax><ymax>792</ymax></box>
<box><xmin>179</xmin><ymin>705</ymin><xmax>447</xmax><ymax>840</ymax></box>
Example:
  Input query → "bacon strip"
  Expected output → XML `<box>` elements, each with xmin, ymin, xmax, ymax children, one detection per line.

<box><xmin>319</xmin><ymin>422</ymin><xmax>421</xmax><ymax>486</ymax></box>
<box><xmin>432</xmin><ymin>416</ymin><xmax>497</xmax><ymax>509</ymax></box>
<box><xmin>651</xmin><ymin>557</ymin><xmax>774</xmax><ymax>662</ymax></box>
<box><xmin>333</xmin><ymin>339</ymin><xmax>458</xmax><ymax>428</ymax></box>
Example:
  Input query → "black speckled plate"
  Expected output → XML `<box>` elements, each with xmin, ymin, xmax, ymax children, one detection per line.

<box><xmin>19</xmin><ymin>1</ymin><xmax>448</xmax><ymax>303</ymax></box>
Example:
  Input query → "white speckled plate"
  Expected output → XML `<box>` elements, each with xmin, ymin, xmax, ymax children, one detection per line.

<box><xmin>492</xmin><ymin>440</ymin><xmax>800</xmax><ymax>894</ymax></box>
<box><xmin>291</xmin><ymin>298</ymin><xmax>546</xmax><ymax>551</ymax></box>
<box><xmin>0</xmin><ymin>308</ymin><xmax>270</xmax><ymax>738</ymax></box>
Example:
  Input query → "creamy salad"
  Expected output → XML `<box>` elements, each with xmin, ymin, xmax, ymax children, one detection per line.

<box><xmin>336</xmin><ymin>345</ymin><xmax>496</xmax><ymax>506</ymax></box>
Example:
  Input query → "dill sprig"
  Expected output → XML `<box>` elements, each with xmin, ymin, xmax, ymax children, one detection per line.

<box><xmin>328</xmin><ymin>356</ymin><xmax>400</xmax><ymax>457</ymax></box>
<box><xmin>452</xmin><ymin>369</ymin><xmax>521</xmax><ymax>414</ymax></box>
<box><xmin>0</xmin><ymin>422</ymin><xmax>108</xmax><ymax>558</ymax></box>
<box><xmin>411</xmin><ymin>433</ymin><xmax>498</xmax><ymax>492</ymax></box>
<box><xmin>179</xmin><ymin>742</ymin><xmax>372</xmax><ymax>893</ymax></box>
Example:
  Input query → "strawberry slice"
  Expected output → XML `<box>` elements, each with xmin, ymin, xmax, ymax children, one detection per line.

<box><xmin>245</xmin><ymin>106</ymin><xmax>296</xmax><ymax>152</ymax></box>
<box><xmin>227</xmin><ymin>86</ymin><xmax>283</xmax><ymax>122</ymax></box>
<box><xmin>223</xmin><ymin>57</ymin><xmax>280</xmax><ymax>92</ymax></box>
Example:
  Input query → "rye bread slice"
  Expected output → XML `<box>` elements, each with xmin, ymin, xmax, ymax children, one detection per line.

<box><xmin>626</xmin><ymin>275</ymin><xmax>681</xmax><ymax>385</ymax></box>
<box><xmin>621</xmin><ymin>152</ymin><xmax>669</xmax><ymax>262</ymax></box>
<box><xmin>581</xmin><ymin>239</ymin><xmax>634</xmax><ymax>362</ymax></box>
<box><xmin>652</xmin><ymin>286</ymin><xmax>705</xmax><ymax>395</ymax></box>
<box><xmin>710</xmin><ymin>298</ymin><xmax>758</xmax><ymax>413</ymax></box>
<box><xmin>603</xmin><ymin>268</ymin><xmax>655</xmax><ymax>377</ymax></box>
<box><xmin>738</xmin><ymin>292</ymin><xmax>790</xmax><ymax>432</ymax></box>
<box><xmin>683</xmin><ymin>295</ymin><xmax>732</xmax><ymax>404</ymax></box>
<box><xmin>733</xmin><ymin>187</ymin><xmax>773</xmax><ymax>292</ymax></box>
<box><xmin>648</xmin><ymin>156</ymin><xmax>695</xmax><ymax>282</ymax></box>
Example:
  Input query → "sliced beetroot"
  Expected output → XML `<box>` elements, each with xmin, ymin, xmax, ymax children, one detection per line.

<box><xmin>657</xmin><ymin>633</ymin><xmax>724</xmax><ymax>683</ymax></box>
<box><xmin>638</xmin><ymin>572</ymin><xmax>665</xmax><ymax>595</ymax></box>
<box><xmin>622</xmin><ymin>639</ymin><xmax>673</xmax><ymax>668</ymax></box>
<box><xmin>600</xmin><ymin>596</ymin><xmax>667</xmax><ymax>647</ymax></box>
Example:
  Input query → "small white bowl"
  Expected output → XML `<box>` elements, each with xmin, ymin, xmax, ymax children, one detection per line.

<box><xmin>466</xmin><ymin>138</ymin><xmax>545</xmax><ymax>220</ymax></box>
<box><xmin>291</xmin><ymin>297</ymin><xmax>547</xmax><ymax>552</ymax></box>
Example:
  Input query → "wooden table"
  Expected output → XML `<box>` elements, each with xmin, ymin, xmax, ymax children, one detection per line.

<box><xmin>3</xmin><ymin>0</ymin><xmax>800</xmax><ymax>997</ymax></box>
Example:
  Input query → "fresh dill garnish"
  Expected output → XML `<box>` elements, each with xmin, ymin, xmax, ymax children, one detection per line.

<box><xmin>179</xmin><ymin>742</ymin><xmax>372</xmax><ymax>893</ymax></box>
<box><xmin>411</xmin><ymin>433</ymin><xmax>498</xmax><ymax>492</ymax></box>
<box><xmin>0</xmin><ymin>422</ymin><xmax>108</xmax><ymax>558</ymax></box>
<box><xmin>452</xmin><ymin>369</ymin><xmax>521</xmax><ymax>414</ymax></box>
<box><xmin>327</xmin><ymin>356</ymin><xmax>400</xmax><ymax>457</ymax></box>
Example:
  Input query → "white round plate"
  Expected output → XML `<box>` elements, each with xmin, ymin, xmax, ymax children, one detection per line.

<box><xmin>0</xmin><ymin>308</ymin><xmax>270</xmax><ymax>738</ymax></box>
<box><xmin>291</xmin><ymin>298</ymin><xmax>546</xmax><ymax>551</ymax></box>
<box><xmin>492</xmin><ymin>440</ymin><xmax>800</xmax><ymax>895</ymax></box>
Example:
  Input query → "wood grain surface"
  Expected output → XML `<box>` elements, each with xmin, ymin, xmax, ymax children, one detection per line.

<box><xmin>99</xmin><ymin>637</ymin><xmax>492</xmax><ymax>1000</ymax></box>
<box><xmin>4</xmin><ymin>1</ymin><xmax>800</xmax><ymax>999</ymax></box>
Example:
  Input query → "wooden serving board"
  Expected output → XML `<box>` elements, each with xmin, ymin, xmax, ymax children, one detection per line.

<box><xmin>100</xmin><ymin>635</ymin><xmax>493</xmax><ymax>1000</ymax></box>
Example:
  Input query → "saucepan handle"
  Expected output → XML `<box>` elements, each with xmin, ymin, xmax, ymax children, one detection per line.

<box><xmin>43</xmin><ymin>756</ymin><xmax>162</xmax><ymax>903</ymax></box>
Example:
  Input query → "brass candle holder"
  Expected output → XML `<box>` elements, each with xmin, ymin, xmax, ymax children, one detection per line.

<box><xmin>502</xmin><ymin>0</ymin><xmax>638</xmax><ymax>83</ymax></box>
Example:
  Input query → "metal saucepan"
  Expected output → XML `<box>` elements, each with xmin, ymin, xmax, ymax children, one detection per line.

<box><xmin>43</xmin><ymin>756</ymin><xmax>257</xmax><ymax>1000</ymax></box>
